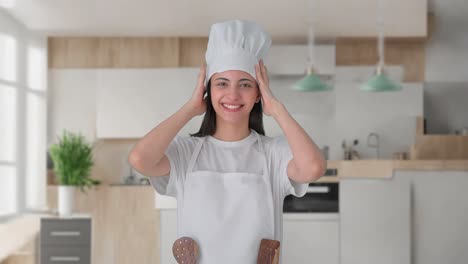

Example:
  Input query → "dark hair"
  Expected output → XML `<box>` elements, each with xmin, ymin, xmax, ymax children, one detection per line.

<box><xmin>190</xmin><ymin>79</ymin><xmax>265</xmax><ymax>137</ymax></box>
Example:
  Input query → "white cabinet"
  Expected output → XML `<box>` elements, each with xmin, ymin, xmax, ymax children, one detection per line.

<box><xmin>282</xmin><ymin>214</ymin><xmax>339</xmax><ymax>264</ymax></box>
<box><xmin>395</xmin><ymin>170</ymin><xmax>468</xmax><ymax>264</ymax></box>
<box><xmin>160</xmin><ymin>209</ymin><xmax>178</xmax><ymax>264</ymax></box>
<box><xmin>340</xmin><ymin>177</ymin><xmax>411</xmax><ymax>264</ymax></box>
<box><xmin>154</xmin><ymin>191</ymin><xmax>177</xmax><ymax>209</ymax></box>
<box><xmin>96</xmin><ymin>68</ymin><xmax>203</xmax><ymax>138</ymax></box>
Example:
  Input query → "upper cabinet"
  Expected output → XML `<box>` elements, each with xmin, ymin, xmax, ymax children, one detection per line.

<box><xmin>96</xmin><ymin>68</ymin><xmax>204</xmax><ymax>139</ymax></box>
<box><xmin>308</xmin><ymin>0</ymin><xmax>427</xmax><ymax>38</ymax></box>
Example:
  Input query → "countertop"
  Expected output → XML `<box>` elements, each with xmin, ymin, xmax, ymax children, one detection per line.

<box><xmin>0</xmin><ymin>214</ymin><xmax>48</xmax><ymax>261</ymax></box>
<box><xmin>317</xmin><ymin>159</ymin><xmax>468</xmax><ymax>182</ymax></box>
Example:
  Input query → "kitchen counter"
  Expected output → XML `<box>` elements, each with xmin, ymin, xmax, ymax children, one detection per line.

<box><xmin>0</xmin><ymin>214</ymin><xmax>47</xmax><ymax>262</ymax></box>
<box><xmin>283</xmin><ymin>213</ymin><xmax>339</xmax><ymax>221</ymax></box>
<box><xmin>316</xmin><ymin>159</ymin><xmax>468</xmax><ymax>182</ymax></box>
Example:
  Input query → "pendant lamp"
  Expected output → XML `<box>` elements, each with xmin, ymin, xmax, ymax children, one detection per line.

<box><xmin>360</xmin><ymin>0</ymin><xmax>402</xmax><ymax>92</ymax></box>
<box><xmin>293</xmin><ymin>0</ymin><xmax>332</xmax><ymax>92</ymax></box>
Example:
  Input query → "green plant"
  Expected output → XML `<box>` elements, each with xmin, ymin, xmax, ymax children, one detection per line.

<box><xmin>49</xmin><ymin>130</ymin><xmax>101</xmax><ymax>192</ymax></box>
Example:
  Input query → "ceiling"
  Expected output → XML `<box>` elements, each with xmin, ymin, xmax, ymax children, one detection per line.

<box><xmin>2</xmin><ymin>0</ymin><xmax>427</xmax><ymax>38</ymax></box>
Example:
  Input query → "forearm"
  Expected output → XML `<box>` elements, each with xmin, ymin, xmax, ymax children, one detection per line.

<box><xmin>272</xmin><ymin>103</ymin><xmax>327</xmax><ymax>181</ymax></box>
<box><xmin>128</xmin><ymin>103</ymin><xmax>194</xmax><ymax>168</ymax></box>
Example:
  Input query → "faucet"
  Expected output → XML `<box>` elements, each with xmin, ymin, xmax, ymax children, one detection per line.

<box><xmin>367</xmin><ymin>132</ymin><xmax>380</xmax><ymax>159</ymax></box>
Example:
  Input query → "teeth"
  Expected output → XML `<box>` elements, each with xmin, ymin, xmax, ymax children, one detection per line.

<box><xmin>222</xmin><ymin>104</ymin><xmax>242</xmax><ymax>109</ymax></box>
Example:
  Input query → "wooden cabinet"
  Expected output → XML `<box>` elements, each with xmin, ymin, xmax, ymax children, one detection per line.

<box><xmin>340</xmin><ymin>177</ymin><xmax>411</xmax><ymax>264</ymax></box>
<box><xmin>46</xmin><ymin>186</ymin><xmax>159</xmax><ymax>264</ymax></box>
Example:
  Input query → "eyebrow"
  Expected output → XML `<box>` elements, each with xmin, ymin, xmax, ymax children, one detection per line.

<box><xmin>214</xmin><ymin>78</ymin><xmax>254</xmax><ymax>83</ymax></box>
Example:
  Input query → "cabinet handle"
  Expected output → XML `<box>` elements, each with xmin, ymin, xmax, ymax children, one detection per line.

<box><xmin>50</xmin><ymin>256</ymin><xmax>80</xmax><ymax>262</ymax></box>
<box><xmin>50</xmin><ymin>231</ymin><xmax>81</xmax><ymax>237</ymax></box>
<box><xmin>307</xmin><ymin>186</ymin><xmax>329</xmax><ymax>193</ymax></box>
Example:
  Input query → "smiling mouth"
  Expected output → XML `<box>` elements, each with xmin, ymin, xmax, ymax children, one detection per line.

<box><xmin>221</xmin><ymin>103</ymin><xmax>244</xmax><ymax>111</ymax></box>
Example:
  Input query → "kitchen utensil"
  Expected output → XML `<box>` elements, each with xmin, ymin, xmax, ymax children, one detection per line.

<box><xmin>462</xmin><ymin>127</ymin><xmax>468</xmax><ymax>135</ymax></box>
<box><xmin>367</xmin><ymin>132</ymin><xmax>380</xmax><ymax>159</ymax></box>
<box><xmin>392</xmin><ymin>152</ymin><xmax>408</xmax><ymax>160</ymax></box>
<box><xmin>342</xmin><ymin>139</ymin><xmax>359</xmax><ymax>160</ymax></box>
<box><xmin>321</xmin><ymin>145</ymin><xmax>329</xmax><ymax>160</ymax></box>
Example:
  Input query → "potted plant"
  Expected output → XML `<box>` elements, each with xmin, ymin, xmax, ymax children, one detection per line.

<box><xmin>49</xmin><ymin>130</ymin><xmax>101</xmax><ymax>217</ymax></box>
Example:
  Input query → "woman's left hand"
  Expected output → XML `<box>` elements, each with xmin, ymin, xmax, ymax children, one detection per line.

<box><xmin>255</xmin><ymin>59</ymin><xmax>284</xmax><ymax>117</ymax></box>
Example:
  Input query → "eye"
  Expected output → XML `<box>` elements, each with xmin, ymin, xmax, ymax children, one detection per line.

<box><xmin>216</xmin><ymin>82</ymin><xmax>228</xmax><ymax>87</ymax></box>
<box><xmin>240</xmin><ymin>83</ymin><xmax>252</xmax><ymax>88</ymax></box>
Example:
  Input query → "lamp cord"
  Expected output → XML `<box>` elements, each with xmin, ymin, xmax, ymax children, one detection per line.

<box><xmin>377</xmin><ymin>0</ymin><xmax>385</xmax><ymax>69</ymax></box>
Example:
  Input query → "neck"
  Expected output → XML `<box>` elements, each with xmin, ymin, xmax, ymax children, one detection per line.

<box><xmin>213</xmin><ymin>119</ymin><xmax>251</xmax><ymax>142</ymax></box>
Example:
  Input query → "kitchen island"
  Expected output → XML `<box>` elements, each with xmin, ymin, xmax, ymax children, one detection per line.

<box><xmin>335</xmin><ymin>159</ymin><xmax>468</xmax><ymax>264</ymax></box>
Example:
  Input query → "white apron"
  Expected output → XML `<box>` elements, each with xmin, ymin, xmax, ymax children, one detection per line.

<box><xmin>179</xmin><ymin>130</ymin><xmax>275</xmax><ymax>264</ymax></box>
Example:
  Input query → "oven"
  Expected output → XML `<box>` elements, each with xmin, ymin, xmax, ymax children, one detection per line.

<box><xmin>283</xmin><ymin>169</ymin><xmax>339</xmax><ymax>213</ymax></box>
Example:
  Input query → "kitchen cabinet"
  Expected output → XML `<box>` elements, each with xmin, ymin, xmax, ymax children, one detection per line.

<box><xmin>159</xmin><ymin>210</ymin><xmax>178</xmax><ymax>264</ymax></box>
<box><xmin>395</xmin><ymin>170</ymin><xmax>468</xmax><ymax>264</ymax></box>
<box><xmin>40</xmin><ymin>216</ymin><xmax>92</xmax><ymax>264</ymax></box>
<box><xmin>282</xmin><ymin>213</ymin><xmax>339</xmax><ymax>264</ymax></box>
<box><xmin>96</xmin><ymin>68</ymin><xmax>204</xmax><ymax>138</ymax></box>
<box><xmin>340</xmin><ymin>177</ymin><xmax>411</xmax><ymax>264</ymax></box>
<box><xmin>47</xmin><ymin>186</ymin><xmax>159</xmax><ymax>264</ymax></box>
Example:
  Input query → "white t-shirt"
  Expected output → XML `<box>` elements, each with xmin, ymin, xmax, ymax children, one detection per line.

<box><xmin>147</xmin><ymin>129</ymin><xmax>308</xmax><ymax>258</ymax></box>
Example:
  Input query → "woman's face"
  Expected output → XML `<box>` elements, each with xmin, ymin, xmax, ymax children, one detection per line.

<box><xmin>210</xmin><ymin>70</ymin><xmax>260</xmax><ymax>124</ymax></box>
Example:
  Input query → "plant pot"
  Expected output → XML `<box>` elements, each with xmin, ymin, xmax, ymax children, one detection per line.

<box><xmin>58</xmin><ymin>185</ymin><xmax>75</xmax><ymax>217</ymax></box>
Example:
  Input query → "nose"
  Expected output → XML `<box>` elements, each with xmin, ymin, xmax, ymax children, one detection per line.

<box><xmin>226</xmin><ymin>86</ymin><xmax>241</xmax><ymax>99</ymax></box>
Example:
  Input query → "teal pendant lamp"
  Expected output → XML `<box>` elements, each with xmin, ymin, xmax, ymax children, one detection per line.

<box><xmin>361</xmin><ymin>0</ymin><xmax>401</xmax><ymax>92</ymax></box>
<box><xmin>294</xmin><ymin>67</ymin><xmax>332</xmax><ymax>92</ymax></box>
<box><xmin>293</xmin><ymin>0</ymin><xmax>332</xmax><ymax>92</ymax></box>
<box><xmin>361</xmin><ymin>65</ymin><xmax>402</xmax><ymax>92</ymax></box>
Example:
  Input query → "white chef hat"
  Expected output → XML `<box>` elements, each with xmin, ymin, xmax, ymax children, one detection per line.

<box><xmin>204</xmin><ymin>19</ymin><xmax>272</xmax><ymax>88</ymax></box>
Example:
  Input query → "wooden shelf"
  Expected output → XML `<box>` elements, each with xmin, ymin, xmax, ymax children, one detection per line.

<box><xmin>411</xmin><ymin>116</ymin><xmax>468</xmax><ymax>159</ymax></box>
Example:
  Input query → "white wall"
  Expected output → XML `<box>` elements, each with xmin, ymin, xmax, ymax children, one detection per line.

<box><xmin>267</xmin><ymin>66</ymin><xmax>422</xmax><ymax>160</ymax></box>
<box><xmin>49</xmin><ymin>67</ymin><xmax>423</xmax><ymax>162</ymax></box>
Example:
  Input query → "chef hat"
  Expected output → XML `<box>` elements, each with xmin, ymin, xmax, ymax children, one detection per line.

<box><xmin>204</xmin><ymin>20</ymin><xmax>272</xmax><ymax>87</ymax></box>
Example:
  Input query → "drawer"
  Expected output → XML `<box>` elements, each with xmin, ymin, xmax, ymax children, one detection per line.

<box><xmin>41</xmin><ymin>219</ymin><xmax>91</xmax><ymax>246</ymax></box>
<box><xmin>41</xmin><ymin>246</ymin><xmax>90</xmax><ymax>264</ymax></box>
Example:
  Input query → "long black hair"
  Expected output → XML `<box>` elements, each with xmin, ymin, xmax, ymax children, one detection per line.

<box><xmin>190</xmin><ymin>79</ymin><xmax>265</xmax><ymax>137</ymax></box>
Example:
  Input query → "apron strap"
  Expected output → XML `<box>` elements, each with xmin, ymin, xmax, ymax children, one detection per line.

<box><xmin>254</xmin><ymin>131</ymin><xmax>270</xmax><ymax>182</ymax></box>
<box><xmin>186</xmin><ymin>136</ymin><xmax>206</xmax><ymax>175</ymax></box>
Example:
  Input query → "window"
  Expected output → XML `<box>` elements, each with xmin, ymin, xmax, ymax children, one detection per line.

<box><xmin>0</xmin><ymin>17</ymin><xmax>47</xmax><ymax>220</ymax></box>
<box><xmin>0</xmin><ymin>33</ymin><xmax>19</xmax><ymax>218</ymax></box>
<box><xmin>25</xmin><ymin>45</ymin><xmax>47</xmax><ymax>210</ymax></box>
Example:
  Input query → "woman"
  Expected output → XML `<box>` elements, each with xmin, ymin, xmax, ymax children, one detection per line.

<box><xmin>129</xmin><ymin>20</ymin><xmax>326</xmax><ymax>264</ymax></box>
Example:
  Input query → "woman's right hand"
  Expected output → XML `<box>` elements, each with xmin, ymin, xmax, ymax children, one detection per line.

<box><xmin>184</xmin><ymin>63</ymin><xmax>207</xmax><ymax>117</ymax></box>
